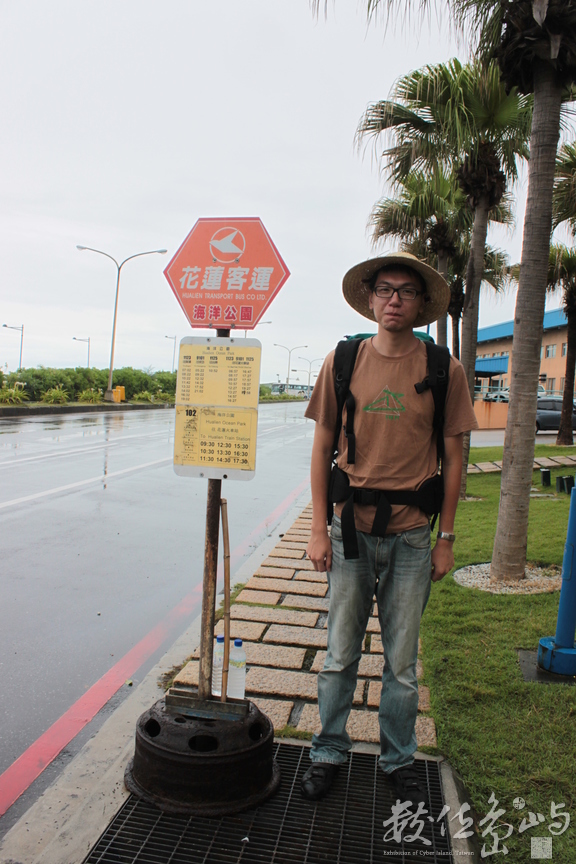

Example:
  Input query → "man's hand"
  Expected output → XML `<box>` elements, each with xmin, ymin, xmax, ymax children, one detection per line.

<box><xmin>430</xmin><ymin>539</ymin><xmax>454</xmax><ymax>583</ymax></box>
<box><xmin>307</xmin><ymin>529</ymin><xmax>332</xmax><ymax>573</ymax></box>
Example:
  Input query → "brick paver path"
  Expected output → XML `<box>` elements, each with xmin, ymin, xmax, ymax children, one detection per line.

<box><xmin>174</xmin><ymin>502</ymin><xmax>437</xmax><ymax>750</ymax></box>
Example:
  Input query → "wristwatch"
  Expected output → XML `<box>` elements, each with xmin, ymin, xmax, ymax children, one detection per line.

<box><xmin>437</xmin><ymin>531</ymin><xmax>456</xmax><ymax>542</ymax></box>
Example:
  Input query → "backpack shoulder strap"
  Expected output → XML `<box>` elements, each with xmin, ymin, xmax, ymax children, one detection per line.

<box><xmin>423</xmin><ymin>341</ymin><xmax>450</xmax><ymax>460</ymax></box>
<box><xmin>333</xmin><ymin>337</ymin><xmax>363</xmax><ymax>463</ymax></box>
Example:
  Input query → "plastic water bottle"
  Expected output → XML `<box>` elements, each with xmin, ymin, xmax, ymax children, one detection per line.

<box><xmin>212</xmin><ymin>635</ymin><xmax>225</xmax><ymax>696</ymax></box>
<box><xmin>227</xmin><ymin>638</ymin><xmax>247</xmax><ymax>699</ymax></box>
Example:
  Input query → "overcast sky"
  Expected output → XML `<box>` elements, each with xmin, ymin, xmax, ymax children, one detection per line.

<box><xmin>0</xmin><ymin>1</ymin><xmax>564</xmax><ymax>382</ymax></box>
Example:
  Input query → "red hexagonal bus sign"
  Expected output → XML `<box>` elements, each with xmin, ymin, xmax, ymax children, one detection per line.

<box><xmin>164</xmin><ymin>217</ymin><xmax>290</xmax><ymax>330</ymax></box>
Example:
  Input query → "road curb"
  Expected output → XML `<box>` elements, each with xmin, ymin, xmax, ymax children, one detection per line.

<box><xmin>0</xmin><ymin>486</ymin><xmax>311</xmax><ymax>864</ymax></box>
<box><xmin>0</xmin><ymin>403</ymin><xmax>174</xmax><ymax>418</ymax></box>
<box><xmin>440</xmin><ymin>760</ymin><xmax>481</xmax><ymax>859</ymax></box>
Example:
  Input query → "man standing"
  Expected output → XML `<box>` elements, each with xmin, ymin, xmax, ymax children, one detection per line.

<box><xmin>301</xmin><ymin>252</ymin><xmax>477</xmax><ymax>804</ymax></box>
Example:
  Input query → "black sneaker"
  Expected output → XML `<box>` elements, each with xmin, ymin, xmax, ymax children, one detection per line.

<box><xmin>301</xmin><ymin>762</ymin><xmax>339</xmax><ymax>801</ymax></box>
<box><xmin>388</xmin><ymin>764</ymin><xmax>428</xmax><ymax>808</ymax></box>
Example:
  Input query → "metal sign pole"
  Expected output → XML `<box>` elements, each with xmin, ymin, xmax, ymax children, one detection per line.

<box><xmin>197</xmin><ymin>327</ymin><xmax>230</xmax><ymax>700</ymax></box>
<box><xmin>198</xmin><ymin>477</ymin><xmax>222</xmax><ymax>698</ymax></box>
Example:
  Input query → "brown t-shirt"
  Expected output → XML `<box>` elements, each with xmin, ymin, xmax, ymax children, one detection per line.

<box><xmin>305</xmin><ymin>337</ymin><xmax>478</xmax><ymax>534</ymax></box>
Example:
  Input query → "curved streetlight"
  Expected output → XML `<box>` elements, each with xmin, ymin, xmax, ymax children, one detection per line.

<box><xmin>274</xmin><ymin>343</ymin><xmax>308</xmax><ymax>388</ymax></box>
<box><xmin>297</xmin><ymin>356</ymin><xmax>323</xmax><ymax>398</ymax></box>
<box><xmin>73</xmin><ymin>336</ymin><xmax>90</xmax><ymax>368</ymax></box>
<box><xmin>77</xmin><ymin>245</ymin><xmax>167</xmax><ymax>400</ymax></box>
<box><xmin>3</xmin><ymin>324</ymin><xmax>24</xmax><ymax>370</ymax></box>
<box><xmin>244</xmin><ymin>319</ymin><xmax>272</xmax><ymax>339</ymax></box>
<box><xmin>165</xmin><ymin>335</ymin><xmax>177</xmax><ymax>374</ymax></box>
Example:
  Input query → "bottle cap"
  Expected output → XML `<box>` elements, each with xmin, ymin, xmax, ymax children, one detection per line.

<box><xmin>234</xmin><ymin>638</ymin><xmax>243</xmax><ymax>647</ymax></box>
<box><xmin>216</xmin><ymin>635</ymin><xmax>225</xmax><ymax>643</ymax></box>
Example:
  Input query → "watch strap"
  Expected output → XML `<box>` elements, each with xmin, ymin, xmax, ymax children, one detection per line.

<box><xmin>437</xmin><ymin>531</ymin><xmax>456</xmax><ymax>542</ymax></box>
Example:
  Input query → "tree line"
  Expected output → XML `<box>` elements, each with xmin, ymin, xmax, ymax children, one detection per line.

<box><xmin>0</xmin><ymin>367</ymin><xmax>177</xmax><ymax>404</ymax></box>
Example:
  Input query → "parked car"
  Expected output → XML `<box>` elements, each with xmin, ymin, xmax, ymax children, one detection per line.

<box><xmin>484</xmin><ymin>387</ymin><xmax>510</xmax><ymax>403</ymax></box>
<box><xmin>484</xmin><ymin>384</ymin><xmax>546</xmax><ymax>403</ymax></box>
<box><xmin>535</xmin><ymin>397</ymin><xmax>576</xmax><ymax>433</ymax></box>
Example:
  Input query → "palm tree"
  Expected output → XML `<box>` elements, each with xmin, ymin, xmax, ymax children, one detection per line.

<box><xmin>356</xmin><ymin>58</ymin><xmax>531</xmax><ymax>495</ymax></box>
<box><xmin>444</xmin><ymin>1</ymin><xmax>576</xmax><ymax>582</ymax></box>
<box><xmin>546</xmin><ymin>245</ymin><xmax>576</xmax><ymax>445</ymax></box>
<box><xmin>368</xmin><ymin>168</ymin><xmax>465</xmax><ymax>344</ymax></box>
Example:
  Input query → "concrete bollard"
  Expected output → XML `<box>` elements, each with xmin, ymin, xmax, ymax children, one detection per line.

<box><xmin>537</xmin><ymin>488</ymin><xmax>576</xmax><ymax>676</ymax></box>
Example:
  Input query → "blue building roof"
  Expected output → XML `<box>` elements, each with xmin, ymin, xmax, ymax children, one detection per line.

<box><xmin>475</xmin><ymin>356</ymin><xmax>509</xmax><ymax>376</ymax></box>
<box><xmin>477</xmin><ymin>307</ymin><xmax>567</xmax><ymax>344</ymax></box>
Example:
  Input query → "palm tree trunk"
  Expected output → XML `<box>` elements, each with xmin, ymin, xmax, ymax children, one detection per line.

<box><xmin>435</xmin><ymin>250</ymin><xmax>449</xmax><ymax>347</ymax></box>
<box><xmin>557</xmin><ymin>301</ymin><xmax>576</xmax><ymax>446</ymax></box>
<box><xmin>436</xmin><ymin>315</ymin><xmax>448</xmax><ymax>346</ymax></box>
<box><xmin>451</xmin><ymin>314</ymin><xmax>460</xmax><ymax>360</ymax></box>
<box><xmin>459</xmin><ymin>194</ymin><xmax>490</xmax><ymax>499</ymax></box>
<box><xmin>436</xmin><ymin>249</ymin><xmax>448</xmax><ymax>345</ymax></box>
<box><xmin>490</xmin><ymin>61</ymin><xmax>563</xmax><ymax>582</ymax></box>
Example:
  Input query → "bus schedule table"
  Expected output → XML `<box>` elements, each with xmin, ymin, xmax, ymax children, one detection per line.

<box><xmin>174</xmin><ymin>337</ymin><xmax>261</xmax><ymax>480</ymax></box>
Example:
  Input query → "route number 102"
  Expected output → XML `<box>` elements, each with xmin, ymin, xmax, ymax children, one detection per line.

<box><xmin>185</xmin><ymin>409</ymin><xmax>197</xmax><ymax>417</ymax></box>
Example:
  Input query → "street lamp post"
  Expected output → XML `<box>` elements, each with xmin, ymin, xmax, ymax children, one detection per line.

<box><xmin>298</xmin><ymin>356</ymin><xmax>323</xmax><ymax>398</ymax></box>
<box><xmin>73</xmin><ymin>336</ymin><xmax>90</xmax><ymax>368</ymax></box>
<box><xmin>274</xmin><ymin>343</ymin><xmax>308</xmax><ymax>389</ymax></box>
<box><xmin>2</xmin><ymin>324</ymin><xmax>24</xmax><ymax>370</ymax></box>
<box><xmin>77</xmin><ymin>245</ymin><xmax>167</xmax><ymax>400</ymax></box>
<box><xmin>165</xmin><ymin>335</ymin><xmax>177</xmax><ymax>374</ymax></box>
<box><xmin>244</xmin><ymin>319</ymin><xmax>272</xmax><ymax>339</ymax></box>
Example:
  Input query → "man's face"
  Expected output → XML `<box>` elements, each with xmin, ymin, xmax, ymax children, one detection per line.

<box><xmin>368</xmin><ymin>268</ymin><xmax>426</xmax><ymax>333</ymax></box>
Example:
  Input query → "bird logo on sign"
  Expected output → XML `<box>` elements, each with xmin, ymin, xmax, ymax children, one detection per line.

<box><xmin>209</xmin><ymin>228</ymin><xmax>246</xmax><ymax>263</ymax></box>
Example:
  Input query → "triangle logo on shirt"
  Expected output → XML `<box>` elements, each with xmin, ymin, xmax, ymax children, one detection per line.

<box><xmin>363</xmin><ymin>387</ymin><xmax>405</xmax><ymax>419</ymax></box>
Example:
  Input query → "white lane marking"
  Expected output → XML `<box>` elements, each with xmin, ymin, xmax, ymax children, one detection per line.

<box><xmin>258</xmin><ymin>421</ymin><xmax>308</xmax><ymax>437</ymax></box>
<box><xmin>0</xmin><ymin>442</ymin><xmax>121</xmax><ymax>468</ymax></box>
<box><xmin>0</xmin><ymin>458</ymin><xmax>171</xmax><ymax>510</ymax></box>
<box><xmin>0</xmin><ymin>430</ymin><xmax>172</xmax><ymax>468</ymax></box>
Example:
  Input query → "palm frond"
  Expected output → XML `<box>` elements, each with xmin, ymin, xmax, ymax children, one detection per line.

<box><xmin>450</xmin><ymin>1</ymin><xmax>503</xmax><ymax>57</ymax></box>
<box><xmin>357</xmin><ymin>58</ymin><xmax>532</xmax><ymax>188</ymax></box>
<box><xmin>553</xmin><ymin>141</ymin><xmax>576</xmax><ymax>234</ymax></box>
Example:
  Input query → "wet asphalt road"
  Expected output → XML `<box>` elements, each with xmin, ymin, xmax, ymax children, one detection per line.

<box><xmin>0</xmin><ymin>404</ymin><xmax>314</xmax><ymax>780</ymax></box>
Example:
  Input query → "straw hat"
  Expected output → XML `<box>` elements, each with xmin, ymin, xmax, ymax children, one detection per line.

<box><xmin>342</xmin><ymin>252</ymin><xmax>450</xmax><ymax>328</ymax></box>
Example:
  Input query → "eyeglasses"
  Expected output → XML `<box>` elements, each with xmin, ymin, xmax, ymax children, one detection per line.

<box><xmin>373</xmin><ymin>285</ymin><xmax>424</xmax><ymax>301</ymax></box>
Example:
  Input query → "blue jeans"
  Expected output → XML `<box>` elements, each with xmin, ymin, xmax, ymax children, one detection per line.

<box><xmin>310</xmin><ymin>515</ymin><xmax>432</xmax><ymax>773</ymax></box>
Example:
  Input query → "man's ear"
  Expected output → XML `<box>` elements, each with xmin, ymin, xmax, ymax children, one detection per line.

<box><xmin>368</xmin><ymin>291</ymin><xmax>374</xmax><ymax>311</ymax></box>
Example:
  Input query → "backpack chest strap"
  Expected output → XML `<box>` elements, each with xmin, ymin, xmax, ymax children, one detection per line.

<box><xmin>329</xmin><ymin>466</ymin><xmax>443</xmax><ymax>559</ymax></box>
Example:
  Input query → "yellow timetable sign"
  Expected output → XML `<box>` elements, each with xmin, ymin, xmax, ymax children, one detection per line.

<box><xmin>174</xmin><ymin>337</ymin><xmax>261</xmax><ymax>480</ymax></box>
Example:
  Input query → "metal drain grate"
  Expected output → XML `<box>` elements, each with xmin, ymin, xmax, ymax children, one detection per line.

<box><xmin>83</xmin><ymin>743</ymin><xmax>451</xmax><ymax>863</ymax></box>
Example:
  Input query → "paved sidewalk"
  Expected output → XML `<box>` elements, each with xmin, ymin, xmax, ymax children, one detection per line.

<box><xmin>174</xmin><ymin>502</ymin><xmax>437</xmax><ymax>749</ymax></box>
<box><xmin>467</xmin><ymin>454</ymin><xmax>576</xmax><ymax>474</ymax></box>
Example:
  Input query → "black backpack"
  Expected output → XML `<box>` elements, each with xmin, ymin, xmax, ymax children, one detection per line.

<box><xmin>328</xmin><ymin>336</ymin><xmax>450</xmax><ymax>559</ymax></box>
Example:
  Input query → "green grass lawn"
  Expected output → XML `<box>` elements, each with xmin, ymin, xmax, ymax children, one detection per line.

<box><xmin>420</xmin><ymin>447</ymin><xmax>575</xmax><ymax>861</ymax></box>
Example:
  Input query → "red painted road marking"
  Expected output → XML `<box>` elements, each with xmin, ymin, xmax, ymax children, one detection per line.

<box><xmin>0</xmin><ymin>589</ymin><xmax>202</xmax><ymax>817</ymax></box>
<box><xmin>0</xmin><ymin>476</ymin><xmax>310</xmax><ymax>816</ymax></box>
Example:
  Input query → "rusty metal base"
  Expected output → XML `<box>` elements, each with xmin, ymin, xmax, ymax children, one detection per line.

<box><xmin>124</xmin><ymin>698</ymin><xmax>280</xmax><ymax>816</ymax></box>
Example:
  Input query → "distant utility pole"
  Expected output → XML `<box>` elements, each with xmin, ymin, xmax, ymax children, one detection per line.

<box><xmin>274</xmin><ymin>343</ymin><xmax>308</xmax><ymax>387</ymax></box>
<box><xmin>77</xmin><ymin>245</ymin><xmax>167</xmax><ymax>400</ymax></box>
<box><xmin>73</xmin><ymin>336</ymin><xmax>90</xmax><ymax>368</ymax></box>
<box><xmin>2</xmin><ymin>324</ymin><xmax>24</xmax><ymax>370</ymax></box>
<box><xmin>297</xmin><ymin>356</ymin><xmax>323</xmax><ymax>398</ymax></box>
<box><xmin>165</xmin><ymin>335</ymin><xmax>177</xmax><ymax>374</ymax></box>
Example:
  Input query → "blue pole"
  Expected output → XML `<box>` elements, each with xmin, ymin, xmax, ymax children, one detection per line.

<box><xmin>537</xmin><ymin>488</ymin><xmax>576</xmax><ymax>675</ymax></box>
